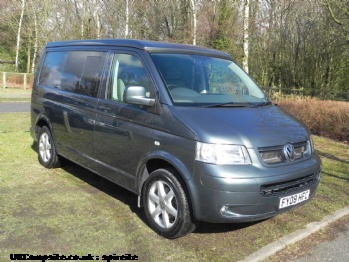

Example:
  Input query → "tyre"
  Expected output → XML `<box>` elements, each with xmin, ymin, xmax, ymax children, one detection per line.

<box><xmin>143</xmin><ymin>168</ymin><xmax>197</xmax><ymax>239</ymax></box>
<box><xmin>37</xmin><ymin>126</ymin><xmax>61</xmax><ymax>168</ymax></box>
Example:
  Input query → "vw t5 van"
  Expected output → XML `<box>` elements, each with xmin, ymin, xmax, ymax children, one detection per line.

<box><xmin>30</xmin><ymin>39</ymin><xmax>321</xmax><ymax>238</ymax></box>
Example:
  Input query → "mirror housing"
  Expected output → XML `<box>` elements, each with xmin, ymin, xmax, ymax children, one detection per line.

<box><xmin>124</xmin><ymin>86</ymin><xmax>155</xmax><ymax>107</ymax></box>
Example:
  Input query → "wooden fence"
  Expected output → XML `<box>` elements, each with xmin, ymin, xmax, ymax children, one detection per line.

<box><xmin>1</xmin><ymin>72</ymin><xmax>34</xmax><ymax>90</ymax></box>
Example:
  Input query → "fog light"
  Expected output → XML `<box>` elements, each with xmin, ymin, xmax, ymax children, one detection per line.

<box><xmin>220</xmin><ymin>205</ymin><xmax>229</xmax><ymax>215</ymax></box>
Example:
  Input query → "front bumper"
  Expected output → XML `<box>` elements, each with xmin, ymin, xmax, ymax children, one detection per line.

<box><xmin>189</xmin><ymin>154</ymin><xmax>321</xmax><ymax>223</ymax></box>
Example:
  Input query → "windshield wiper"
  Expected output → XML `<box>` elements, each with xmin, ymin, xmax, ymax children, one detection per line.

<box><xmin>203</xmin><ymin>102</ymin><xmax>257</xmax><ymax>108</ymax></box>
<box><xmin>255</xmin><ymin>101</ymin><xmax>273</xmax><ymax>107</ymax></box>
<box><xmin>203</xmin><ymin>101</ymin><xmax>272</xmax><ymax>108</ymax></box>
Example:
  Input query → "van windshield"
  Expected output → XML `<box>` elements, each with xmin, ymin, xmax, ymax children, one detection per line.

<box><xmin>151</xmin><ymin>53</ymin><xmax>270</xmax><ymax>107</ymax></box>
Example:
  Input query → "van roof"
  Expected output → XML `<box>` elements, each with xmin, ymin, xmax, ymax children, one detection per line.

<box><xmin>46</xmin><ymin>39</ymin><xmax>231</xmax><ymax>59</ymax></box>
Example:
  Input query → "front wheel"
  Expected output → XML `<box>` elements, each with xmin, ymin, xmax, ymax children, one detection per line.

<box><xmin>143</xmin><ymin>168</ymin><xmax>197</xmax><ymax>239</ymax></box>
<box><xmin>37</xmin><ymin>126</ymin><xmax>61</xmax><ymax>168</ymax></box>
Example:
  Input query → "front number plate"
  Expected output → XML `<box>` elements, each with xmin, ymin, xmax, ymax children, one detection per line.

<box><xmin>279</xmin><ymin>189</ymin><xmax>310</xmax><ymax>209</ymax></box>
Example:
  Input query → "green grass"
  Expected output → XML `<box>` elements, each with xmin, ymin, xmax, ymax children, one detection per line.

<box><xmin>0</xmin><ymin>113</ymin><xmax>348</xmax><ymax>261</ymax></box>
<box><xmin>0</xmin><ymin>88</ymin><xmax>31</xmax><ymax>102</ymax></box>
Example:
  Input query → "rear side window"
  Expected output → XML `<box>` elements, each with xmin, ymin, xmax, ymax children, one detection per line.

<box><xmin>39</xmin><ymin>51</ymin><xmax>67</xmax><ymax>88</ymax></box>
<box><xmin>39</xmin><ymin>51</ymin><xmax>106</xmax><ymax>98</ymax></box>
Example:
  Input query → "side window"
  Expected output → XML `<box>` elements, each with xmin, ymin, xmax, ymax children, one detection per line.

<box><xmin>62</xmin><ymin>51</ymin><xmax>106</xmax><ymax>97</ymax></box>
<box><xmin>108</xmin><ymin>54</ymin><xmax>155</xmax><ymax>102</ymax></box>
<box><xmin>38</xmin><ymin>50</ymin><xmax>106</xmax><ymax>98</ymax></box>
<box><xmin>39</xmin><ymin>51</ymin><xmax>67</xmax><ymax>87</ymax></box>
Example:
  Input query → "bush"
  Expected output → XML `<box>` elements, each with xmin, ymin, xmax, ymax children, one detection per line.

<box><xmin>0</xmin><ymin>72</ymin><xmax>34</xmax><ymax>89</ymax></box>
<box><xmin>276</xmin><ymin>99</ymin><xmax>349</xmax><ymax>143</ymax></box>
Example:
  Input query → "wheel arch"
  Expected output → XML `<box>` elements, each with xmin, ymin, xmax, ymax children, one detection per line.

<box><xmin>136</xmin><ymin>151</ymin><xmax>198</xmax><ymax>217</ymax></box>
<box><xmin>33</xmin><ymin>114</ymin><xmax>53</xmax><ymax>140</ymax></box>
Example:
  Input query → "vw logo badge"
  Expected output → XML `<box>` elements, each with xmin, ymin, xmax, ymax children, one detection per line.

<box><xmin>283</xmin><ymin>143</ymin><xmax>295</xmax><ymax>161</ymax></box>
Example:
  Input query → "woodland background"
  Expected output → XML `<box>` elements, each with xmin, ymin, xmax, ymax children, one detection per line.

<box><xmin>0</xmin><ymin>6</ymin><xmax>348</xmax><ymax>257</ymax></box>
<box><xmin>0</xmin><ymin>0</ymin><xmax>349</xmax><ymax>101</ymax></box>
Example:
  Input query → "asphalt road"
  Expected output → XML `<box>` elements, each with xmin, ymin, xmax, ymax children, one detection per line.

<box><xmin>0</xmin><ymin>102</ymin><xmax>30</xmax><ymax>113</ymax></box>
<box><xmin>242</xmin><ymin>209</ymin><xmax>349</xmax><ymax>262</ymax></box>
<box><xmin>293</xmin><ymin>215</ymin><xmax>349</xmax><ymax>262</ymax></box>
<box><xmin>295</xmin><ymin>232</ymin><xmax>349</xmax><ymax>262</ymax></box>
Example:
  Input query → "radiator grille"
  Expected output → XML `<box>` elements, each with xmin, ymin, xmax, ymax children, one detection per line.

<box><xmin>259</xmin><ymin>141</ymin><xmax>310</xmax><ymax>164</ymax></box>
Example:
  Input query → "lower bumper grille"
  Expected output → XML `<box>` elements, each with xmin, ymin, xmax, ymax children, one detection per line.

<box><xmin>260</xmin><ymin>173</ymin><xmax>319</xmax><ymax>197</ymax></box>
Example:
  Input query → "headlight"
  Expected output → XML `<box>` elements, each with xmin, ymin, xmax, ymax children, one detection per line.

<box><xmin>195</xmin><ymin>142</ymin><xmax>252</xmax><ymax>165</ymax></box>
<box><xmin>309</xmin><ymin>136</ymin><xmax>315</xmax><ymax>153</ymax></box>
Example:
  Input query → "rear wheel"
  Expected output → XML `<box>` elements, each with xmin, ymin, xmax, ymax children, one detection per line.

<box><xmin>143</xmin><ymin>168</ymin><xmax>197</xmax><ymax>239</ymax></box>
<box><xmin>37</xmin><ymin>126</ymin><xmax>61</xmax><ymax>168</ymax></box>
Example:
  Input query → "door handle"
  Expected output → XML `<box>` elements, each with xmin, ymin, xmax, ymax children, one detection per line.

<box><xmin>98</xmin><ymin>105</ymin><xmax>111</xmax><ymax>112</ymax></box>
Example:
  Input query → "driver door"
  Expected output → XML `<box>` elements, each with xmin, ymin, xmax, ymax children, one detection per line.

<box><xmin>94</xmin><ymin>52</ymin><xmax>156</xmax><ymax>191</ymax></box>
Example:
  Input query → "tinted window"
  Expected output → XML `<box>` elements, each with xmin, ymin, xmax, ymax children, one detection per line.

<box><xmin>107</xmin><ymin>54</ymin><xmax>155</xmax><ymax>102</ymax></box>
<box><xmin>39</xmin><ymin>51</ymin><xmax>67</xmax><ymax>87</ymax></box>
<box><xmin>62</xmin><ymin>51</ymin><xmax>106</xmax><ymax>97</ymax></box>
<box><xmin>39</xmin><ymin>51</ymin><xmax>106</xmax><ymax>98</ymax></box>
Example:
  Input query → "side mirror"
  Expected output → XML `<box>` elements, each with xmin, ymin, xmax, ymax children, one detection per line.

<box><xmin>124</xmin><ymin>86</ymin><xmax>155</xmax><ymax>107</ymax></box>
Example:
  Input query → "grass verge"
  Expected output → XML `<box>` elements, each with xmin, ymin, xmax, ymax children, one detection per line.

<box><xmin>0</xmin><ymin>88</ymin><xmax>31</xmax><ymax>102</ymax></box>
<box><xmin>0</xmin><ymin>113</ymin><xmax>348</xmax><ymax>261</ymax></box>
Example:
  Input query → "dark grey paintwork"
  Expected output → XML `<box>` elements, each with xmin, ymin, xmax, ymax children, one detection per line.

<box><xmin>170</xmin><ymin>105</ymin><xmax>308</xmax><ymax>147</ymax></box>
<box><xmin>30</xmin><ymin>39</ymin><xmax>321</xmax><ymax>223</ymax></box>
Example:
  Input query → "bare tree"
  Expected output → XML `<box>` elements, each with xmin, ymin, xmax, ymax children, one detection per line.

<box><xmin>190</xmin><ymin>0</ymin><xmax>197</xmax><ymax>45</ymax></box>
<box><xmin>326</xmin><ymin>0</ymin><xmax>349</xmax><ymax>45</ymax></box>
<box><xmin>243</xmin><ymin>0</ymin><xmax>250</xmax><ymax>73</ymax></box>
<box><xmin>0</xmin><ymin>0</ymin><xmax>347</xmax><ymax>100</ymax></box>
<box><xmin>28</xmin><ymin>0</ymin><xmax>38</xmax><ymax>73</ymax></box>
<box><xmin>15</xmin><ymin>0</ymin><xmax>25</xmax><ymax>72</ymax></box>
<box><xmin>125</xmin><ymin>0</ymin><xmax>129</xmax><ymax>37</ymax></box>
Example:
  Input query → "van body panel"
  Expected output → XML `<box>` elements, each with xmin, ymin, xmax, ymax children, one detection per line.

<box><xmin>191</xmin><ymin>159</ymin><xmax>320</xmax><ymax>222</ymax></box>
<box><xmin>151</xmin><ymin>104</ymin><xmax>198</xmax><ymax>141</ymax></box>
<box><xmin>147</xmin><ymin>132</ymin><xmax>197</xmax><ymax>181</ymax></box>
<box><xmin>48</xmin><ymin>91</ymin><xmax>98</xmax><ymax>170</ymax></box>
<box><xmin>169</xmin><ymin>105</ymin><xmax>308</xmax><ymax>148</ymax></box>
<box><xmin>94</xmin><ymin>100</ymin><xmax>155</xmax><ymax>189</ymax></box>
<box><xmin>30</xmin><ymin>39</ymin><xmax>322</xmax><ymax>236</ymax></box>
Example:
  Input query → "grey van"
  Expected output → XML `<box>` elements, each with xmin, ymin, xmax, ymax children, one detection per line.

<box><xmin>30</xmin><ymin>39</ymin><xmax>321</xmax><ymax>238</ymax></box>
